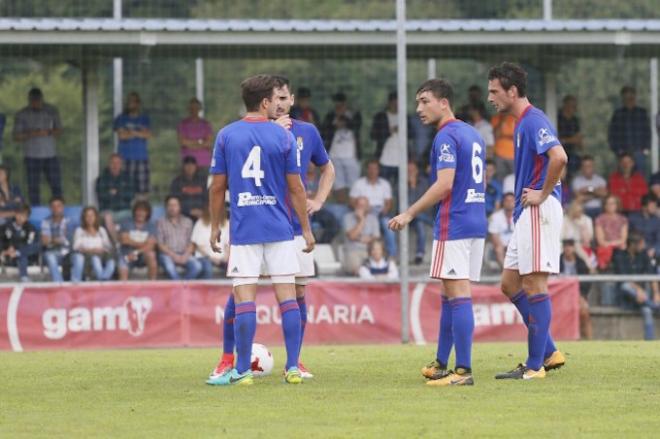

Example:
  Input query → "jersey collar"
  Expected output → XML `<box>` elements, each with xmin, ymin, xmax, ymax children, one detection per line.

<box><xmin>514</xmin><ymin>104</ymin><xmax>534</xmax><ymax>130</ymax></box>
<box><xmin>242</xmin><ymin>115</ymin><xmax>268</xmax><ymax>123</ymax></box>
<box><xmin>437</xmin><ymin>118</ymin><xmax>458</xmax><ymax>131</ymax></box>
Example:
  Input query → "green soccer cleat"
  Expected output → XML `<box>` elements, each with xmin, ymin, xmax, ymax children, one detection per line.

<box><xmin>284</xmin><ymin>367</ymin><xmax>303</xmax><ymax>384</ymax></box>
<box><xmin>206</xmin><ymin>368</ymin><xmax>254</xmax><ymax>386</ymax></box>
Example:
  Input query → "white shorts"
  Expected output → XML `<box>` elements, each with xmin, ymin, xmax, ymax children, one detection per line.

<box><xmin>293</xmin><ymin>235</ymin><xmax>315</xmax><ymax>278</ymax></box>
<box><xmin>228</xmin><ymin>240</ymin><xmax>300</xmax><ymax>278</ymax></box>
<box><xmin>504</xmin><ymin>196</ymin><xmax>563</xmax><ymax>275</ymax></box>
<box><xmin>429</xmin><ymin>238</ymin><xmax>485</xmax><ymax>281</ymax></box>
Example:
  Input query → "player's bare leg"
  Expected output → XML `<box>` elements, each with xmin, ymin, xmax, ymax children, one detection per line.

<box><xmin>427</xmin><ymin>279</ymin><xmax>475</xmax><ymax>386</ymax></box>
<box><xmin>295</xmin><ymin>283</ymin><xmax>313</xmax><ymax>378</ymax></box>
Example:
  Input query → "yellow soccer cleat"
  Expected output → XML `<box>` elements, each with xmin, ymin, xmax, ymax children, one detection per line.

<box><xmin>421</xmin><ymin>359</ymin><xmax>446</xmax><ymax>379</ymax></box>
<box><xmin>284</xmin><ymin>367</ymin><xmax>303</xmax><ymax>384</ymax></box>
<box><xmin>522</xmin><ymin>367</ymin><xmax>546</xmax><ymax>380</ymax></box>
<box><xmin>543</xmin><ymin>350</ymin><xmax>566</xmax><ymax>371</ymax></box>
<box><xmin>427</xmin><ymin>368</ymin><xmax>474</xmax><ymax>387</ymax></box>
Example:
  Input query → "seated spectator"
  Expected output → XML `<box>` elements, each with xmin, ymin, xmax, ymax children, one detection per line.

<box><xmin>0</xmin><ymin>165</ymin><xmax>23</xmax><ymax>226</ymax></box>
<box><xmin>0</xmin><ymin>203</ymin><xmax>38</xmax><ymax>282</ymax></box>
<box><xmin>169</xmin><ymin>156</ymin><xmax>208</xmax><ymax>221</ymax></box>
<box><xmin>561</xmin><ymin>200</ymin><xmax>596</xmax><ymax>270</ymax></box>
<box><xmin>608</xmin><ymin>153</ymin><xmax>648</xmax><ymax>213</ymax></box>
<box><xmin>178</xmin><ymin>97</ymin><xmax>213</xmax><ymax>168</ymax></box>
<box><xmin>488</xmin><ymin>192</ymin><xmax>515</xmax><ymax>268</ymax></box>
<box><xmin>571</xmin><ymin>155</ymin><xmax>608</xmax><ymax>218</ymax></box>
<box><xmin>117</xmin><ymin>200</ymin><xmax>157</xmax><ymax>281</ymax></box>
<box><xmin>628</xmin><ymin>194</ymin><xmax>660</xmax><ymax>258</ymax></box>
<box><xmin>485</xmin><ymin>160</ymin><xmax>502</xmax><ymax>217</ymax></box>
<box><xmin>349</xmin><ymin>160</ymin><xmax>397</xmax><ymax>259</ymax></box>
<box><xmin>559</xmin><ymin>239</ymin><xmax>593</xmax><ymax>340</ymax></box>
<box><xmin>156</xmin><ymin>195</ymin><xmax>202</xmax><ymax>280</ymax></box>
<box><xmin>502</xmin><ymin>172</ymin><xmax>515</xmax><ymax>195</ymax></box>
<box><xmin>343</xmin><ymin>197</ymin><xmax>380</xmax><ymax>274</ymax></box>
<box><xmin>595</xmin><ymin>195</ymin><xmax>628</xmax><ymax>270</ymax></box>
<box><xmin>611</xmin><ymin>234</ymin><xmax>660</xmax><ymax>340</ymax></box>
<box><xmin>114</xmin><ymin>92</ymin><xmax>152</xmax><ymax>194</ymax></box>
<box><xmin>191</xmin><ymin>206</ymin><xmax>229</xmax><ymax>279</ymax></box>
<box><xmin>96</xmin><ymin>153</ymin><xmax>135</xmax><ymax>242</ymax></box>
<box><xmin>71</xmin><ymin>207</ymin><xmax>115</xmax><ymax>282</ymax></box>
<box><xmin>408</xmin><ymin>161</ymin><xmax>433</xmax><ymax>264</ymax></box>
<box><xmin>358</xmin><ymin>239</ymin><xmax>399</xmax><ymax>280</ymax></box>
<box><xmin>305</xmin><ymin>164</ymin><xmax>339</xmax><ymax>243</ymax></box>
<box><xmin>41</xmin><ymin>196</ymin><xmax>71</xmax><ymax>282</ymax></box>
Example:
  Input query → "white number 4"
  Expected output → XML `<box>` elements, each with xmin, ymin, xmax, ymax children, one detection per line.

<box><xmin>471</xmin><ymin>142</ymin><xmax>483</xmax><ymax>184</ymax></box>
<box><xmin>242</xmin><ymin>146</ymin><xmax>265</xmax><ymax>187</ymax></box>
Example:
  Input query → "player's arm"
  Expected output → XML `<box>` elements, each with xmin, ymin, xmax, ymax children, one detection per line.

<box><xmin>308</xmin><ymin>161</ymin><xmax>335</xmax><ymax>214</ymax></box>
<box><xmin>522</xmin><ymin>145</ymin><xmax>568</xmax><ymax>207</ymax></box>
<box><xmin>389</xmin><ymin>168</ymin><xmax>455</xmax><ymax>231</ymax></box>
<box><xmin>287</xmin><ymin>174</ymin><xmax>315</xmax><ymax>253</ymax></box>
<box><xmin>209</xmin><ymin>174</ymin><xmax>227</xmax><ymax>253</ymax></box>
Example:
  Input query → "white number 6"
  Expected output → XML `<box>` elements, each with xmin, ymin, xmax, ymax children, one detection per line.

<box><xmin>471</xmin><ymin>142</ymin><xmax>483</xmax><ymax>184</ymax></box>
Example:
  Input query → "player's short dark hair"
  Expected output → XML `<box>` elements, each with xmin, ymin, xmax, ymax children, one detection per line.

<box><xmin>271</xmin><ymin>75</ymin><xmax>290</xmax><ymax>90</ymax></box>
<box><xmin>488</xmin><ymin>62</ymin><xmax>528</xmax><ymax>98</ymax></box>
<box><xmin>28</xmin><ymin>87</ymin><xmax>43</xmax><ymax>99</ymax></box>
<box><xmin>416</xmin><ymin>79</ymin><xmax>454</xmax><ymax>106</ymax></box>
<box><xmin>620</xmin><ymin>85</ymin><xmax>636</xmax><ymax>96</ymax></box>
<box><xmin>132</xmin><ymin>199</ymin><xmax>152</xmax><ymax>220</ymax></box>
<box><xmin>240</xmin><ymin>74</ymin><xmax>279</xmax><ymax>112</ymax></box>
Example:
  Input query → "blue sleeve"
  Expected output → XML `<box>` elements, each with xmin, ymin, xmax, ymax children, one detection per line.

<box><xmin>434</xmin><ymin>133</ymin><xmax>458</xmax><ymax>171</ymax></box>
<box><xmin>309</xmin><ymin>126</ymin><xmax>330</xmax><ymax>167</ymax></box>
<box><xmin>113</xmin><ymin>115</ymin><xmax>123</xmax><ymax>130</ymax></box>
<box><xmin>529</xmin><ymin>116</ymin><xmax>561</xmax><ymax>155</ymax></box>
<box><xmin>286</xmin><ymin>131</ymin><xmax>301</xmax><ymax>174</ymax></box>
<box><xmin>142</xmin><ymin>115</ymin><xmax>151</xmax><ymax>129</ymax></box>
<box><xmin>209</xmin><ymin>130</ymin><xmax>227</xmax><ymax>175</ymax></box>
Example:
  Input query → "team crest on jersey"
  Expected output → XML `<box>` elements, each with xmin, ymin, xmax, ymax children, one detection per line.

<box><xmin>296</xmin><ymin>136</ymin><xmax>304</xmax><ymax>151</ymax></box>
<box><xmin>516</xmin><ymin>133</ymin><xmax>521</xmax><ymax>149</ymax></box>
<box><xmin>538</xmin><ymin>128</ymin><xmax>557</xmax><ymax>146</ymax></box>
<box><xmin>439</xmin><ymin>143</ymin><xmax>455</xmax><ymax>163</ymax></box>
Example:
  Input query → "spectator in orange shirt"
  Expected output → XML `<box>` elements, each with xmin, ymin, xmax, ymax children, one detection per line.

<box><xmin>608</xmin><ymin>153</ymin><xmax>649</xmax><ymax>213</ymax></box>
<box><xmin>490</xmin><ymin>113</ymin><xmax>516</xmax><ymax>179</ymax></box>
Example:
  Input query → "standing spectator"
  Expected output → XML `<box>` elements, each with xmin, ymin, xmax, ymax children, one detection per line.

<box><xmin>191</xmin><ymin>207</ymin><xmax>229</xmax><ymax>279</ymax></box>
<box><xmin>571</xmin><ymin>155</ymin><xmax>608</xmax><ymax>218</ymax></box>
<box><xmin>358</xmin><ymin>239</ymin><xmax>399</xmax><ymax>280</ymax></box>
<box><xmin>290</xmin><ymin>87</ymin><xmax>320</xmax><ymax>126</ymax></box>
<box><xmin>488</xmin><ymin>192</ymin><xmax>515</xmax><ymax>268</ymax></box>
<box><xmin>71</xmin><ymin>207</ymin><xmax>115</xmax><ymax>282</ymax></box>
<box><xmin>468</xmin><ymin>104</ymin><xmax>494</xmax><ymax>151</ymax></box>
<box><xmin>342</xmin><ymin>197</ymin><xmax>380</xmax><ymax>274</ymax></box>
<box><xmin>490</xmin><ymin>113</ymin><xmax>516</xmax><ymax>179</ymax></box>
<box><xmin>608</xmin><ymin>153</ymin><xmax>648</xmax><ymax>213</ymax></box>
<box><xmin>407</xmin><ymin>161</ymin><xmax>433</xmax><ymax>264</ymax></box>
<box><xmin>557</xmin><ymin>95</ymin><xmax>584</xmax><ymax>178</ymax></box>
<box><xmin>177</xmin><ymin>97</ymin><xmax>213</xmax><ymax>168</ymax></box>
<box><xmin>559</xmin><ymin>239</ymin><xmax>593</xmax><ymax>340</ymax></box>
<box><xmin>611</xmin><ymin>235</ymin><xmax>660</xmax><ymax>340</ymax></box>
<box><xmin>0</xmin><ymin>203</ymin><xmax>38</xmax><ymax>282</ymax></box>
<box><xmin>117</xmin><ymin>200</ymin><xmax>158</xmax><ymax>281</ymax></box>
<box><xmin>349</xmin><ymin>160</ymin><xmax>397</xmax><ymax>259</ymax></box>
<box><xmin>561</xmin><ymin>200</ymin><xmax>596</xmax><ymax>270</ymax></box>
<box><xmin>371</xmin><ymin>91</ymin><xmax>411</xmax><ymax>184</ymax></box>
<box><xmin>114</xmin><ymin>92</ymin><xmax>152</xmax><ymax>194</ymax></box>
<box><xmin>41</xmin><ymin>196</ymin><xmax>71</xmax><ymax>282</ymax></box>
<box><xmin>457</xmin><ymin>85</ymin><xmax>489</xmax><ymax>122</ymax></box>
<box><xmin>629</xmin><ymin>194</ymin><xmax>660</xmax><ymax>257</ymax></box>
<box><xmin>13</xmin><ymin>88</ymin><xmax>63</xmax><ymax>205</ymax></box>
<box><xmin>156</xmin><ymin>195</ymin><xmax>202</xmax><ymax>280</ymax></box>
<box><xmin>485</xmin><ymin>160</ymin><xmax>503</xmax><ymax>217</ymax></box>
<box><xmin>595</xmin><ymin>195</ymin><xmax>629</xmax><ymax>270</ymax></box>
<box><xmin>96</xmin><ymin>153</ymin><xmax>135</xmax><ymax>242</ymax></box>
<box><xmin>608</xmin><ymin>86</ymin><xmax>651</xmax><ymax>176</ymax></box>
<box><xmin>0</xmin><ymin>165</ymin><xmax>24</xmax><ymax>226</ymax></box>
<box><xmin>169</xmin><ymin>156</ymin><xmax>208</xmax><ymax>221</ymax></box>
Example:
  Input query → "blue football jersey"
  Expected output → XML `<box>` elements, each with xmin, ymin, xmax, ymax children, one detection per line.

<box><xmin>290</xmin><ymin>119</ymin><xmax>330</xmax><ymax>235</ymax></box>
<box><xmin>512</xmin><ymin>106</ymin><xmax>562</xmax><ymax>223</ymax></box>
<box><xmin>429</xmin><ymin>119</ymin><xmax>487</xmax><ymax>241</ymax></box>
<box><xmin>210</xmin><ymin>116</ymin><xmax>300</xmax><ymax>245</ymax></box>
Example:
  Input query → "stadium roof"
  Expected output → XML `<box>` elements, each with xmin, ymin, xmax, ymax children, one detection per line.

<box><xmin>1</xmin><ymin>18</ymin><xmax>660</xmax><ymax>60</ymax></box>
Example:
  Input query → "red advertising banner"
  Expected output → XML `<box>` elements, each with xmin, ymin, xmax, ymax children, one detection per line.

<box><xmin>0</xmin><ymin>279</ymin><xmax>579</xmax><ymax>351</ymax></box>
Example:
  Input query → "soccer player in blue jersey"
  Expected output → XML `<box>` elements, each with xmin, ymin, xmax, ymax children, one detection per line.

<box><xmin>209</xmin><ymin>76</ymin><xmax>335</xmax><ymax>380</ymax></box>
<box><xmin>487</xmin><ymin>62</ymin><xmax>567</xmax><ymax>380</ymax></box>
<box><xmin>206</xmin><ymin>74</ymin><xmax>315</xmax><ymax>386</ymax></box>
<box><xmin>389</xmin><ymin>79</ymin><xmax>487</xmax><ymax>386</ymax></box>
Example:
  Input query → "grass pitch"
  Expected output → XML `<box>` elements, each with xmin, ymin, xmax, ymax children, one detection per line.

<box><xmin>2</xmin><ymin>341</ymin><xmax>659</xmax><ymax>438</ymax></box>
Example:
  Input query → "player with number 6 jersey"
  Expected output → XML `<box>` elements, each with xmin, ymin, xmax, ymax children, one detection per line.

<box><xmin>389</xmin><ymin>79</ymin><xmax>486</xmax><ymax>387</ymax></box>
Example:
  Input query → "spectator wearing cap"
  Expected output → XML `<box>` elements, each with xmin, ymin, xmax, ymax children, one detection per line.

<box><xmin>96</xmin><ymin>153</ymin><xmax>135</xmax><ymax>242</ymax></box>
<box><xmin>608</xmin><ymin>86</ymin><xmax>651</xmax><ymax>177</ymax></box>
<box><xmin>629</xmin><ymin>194</ymin><xmax>660</xmax><ymax>257</ymax></box>
<box><xmin>13</xmin><ymin>87</ymin><xmax>63</xmax><ymax>205</ymax></box>
<box><xmin>0</xmin><ymin>165</ymin><xmax>24</xmax><ymax>226</ymax></box>
<box><xmin>41</xmin><ymin>196</ymin><xmax>71</xmax><ymax>282</ymax></box>
<box><xmin>371</xmin><ymin>91</ymin><xmax>412</xmax><ymax>185</ymax></box>
<box><xmin>0</xmin><ymin>203</ymin><xmax>39</xmax><ymax>282</ymax></box>
<box><xmin>156</xmin><ymin>195</ymin><xmax>202</xmax><ymax>280</ymax></box>
<box><xmin>557</xmin><ymin>95</ymin><xmax>584</xmax><ymax>178</ymax></box>
<box><xmin>322</xmin><ymin>92</ymin><xmax>362</xmax><ymax>203</ymax></box>
<box><xmin>169</xmin><ymin>156</ymin><xmax>208</xmax><ymax>221</ymax></box>
<box><xmin>114</xmin><ymin>92</ymin><xmax>152</xmax><ymax>195</ymax></box>
<box><xmin>177</xmin><ymin>97</ymin><xmax>213</xmax><ymax>169</ymax></box>
<box><xmin>608</xmin><ymin>152</ymin><xmax>648</xmax><ymax>213</ymax></box>
<box><xmin>290</xmin><ymin>87</ymin><xmax>320</xmax><ymax>126</ymax></box>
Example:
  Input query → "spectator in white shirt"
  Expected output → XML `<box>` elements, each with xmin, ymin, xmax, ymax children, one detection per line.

<box><xmin>71</xmin><ymin>206</ymin><xmax>115</xmax><ymax>282</ymax></box>
<box><xmin>488</xmin><ymin>192</ymin><xmax>515</xmax><ymax>267</ymax></box>
<box><xmin>191</xmin><ymin>206</ymin><xmax>229</xmax><ymax>279</ymax></box>
<box><xmin>571</xmin><ymin>155</ymin><xmax>608</xmax><ymax>218</ymax></box>
<box><xmin>343</xmin><ymin>197</ymin><xmax>380</xmax><ymax>274</ymax></box>
<box><xmin>359</xmin><ymin>239</ymin><xmax>399</xmax><ymax>280</ymax></box>
<box><xmin>502</xmin><ymin>173</ymin><xmax>515</xmax><ymax>195</ymax></box>
<box><xmin>468</xmin><ymin>104</ymin><xmax>494</xmax><ymax>151</ymax></box>
<box><xmin>561</xmin><ymin>199</ymin><xmax>596</xmax><ymax>270</ymax></box>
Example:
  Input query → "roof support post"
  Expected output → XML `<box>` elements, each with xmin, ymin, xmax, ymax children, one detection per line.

<box><xmin>651</xmin><ymin>58</ymin><xmax>658</xmax><ymax>174</ymax></box>
<box><xmin>82</xmin><ymin>62</ymin><xmax>100</xmax><ymax>206</ymax></box>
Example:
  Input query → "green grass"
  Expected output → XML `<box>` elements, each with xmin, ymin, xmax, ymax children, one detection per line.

<box><xmin>2</xmin><ymin>342</ymin><xmax>660</xmax><ymax>438</ymax></box>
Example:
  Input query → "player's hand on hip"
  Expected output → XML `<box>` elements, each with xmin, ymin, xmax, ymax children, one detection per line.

<box><xmin>210</xmin><ymin>228</ymin><xmax>223</xmax><ymax>253</ymax></box>
<box><xmin>388</xmin><ymin>212</ymin><xmax>413</xmax><ymax>231</ymax></box>
<box><xmin>522</xmin><ymin>188</ymin><xmax>546</xmax><ymax>207</ymax></box>
<box><xmin>274</xmin><ymin>115</ymin><xmax>292</xmax><ymax>130</ymax></box>
<box><xmin>302</xmin><ymin>230</ymin><xmax>316</xmax><ymax>253</ymax></box>
<box><xmin>306</xmin><ymin>198</ymin><xmax>323</xmax><ymax>215</ymax></box>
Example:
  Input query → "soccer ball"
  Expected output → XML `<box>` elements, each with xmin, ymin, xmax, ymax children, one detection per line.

<box><xmin>250</xmin><ymin>343</ymin><xmax>274</xmax><ymax>377</ymax></box>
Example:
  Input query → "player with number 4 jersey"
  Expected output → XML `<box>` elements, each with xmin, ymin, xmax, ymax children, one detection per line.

<box><xmin>389</xmin><ymin>79</ymin><xmax>486</xmax><ymax>387</ymax></box>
